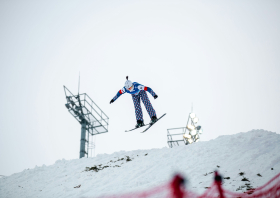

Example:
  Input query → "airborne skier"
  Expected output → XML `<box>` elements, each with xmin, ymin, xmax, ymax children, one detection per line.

<box><xmin>110</xmin><ymin>76</ymin><xmax>158</xmax><ymax>128</ymax></box>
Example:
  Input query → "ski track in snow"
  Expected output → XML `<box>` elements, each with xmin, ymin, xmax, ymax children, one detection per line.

<box><xmin>0</xmin><ymin>130</ymin><xmax>280</xmax><ymax>198</ymax></box>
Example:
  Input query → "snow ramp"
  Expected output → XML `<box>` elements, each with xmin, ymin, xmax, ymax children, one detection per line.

<box><xmin>0</xmin><ymin>130</ymin><xmax>279</xmax><ymax>198</ymax></box>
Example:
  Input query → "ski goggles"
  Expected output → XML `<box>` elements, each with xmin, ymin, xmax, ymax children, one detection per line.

<box><xmin>128</xmin><ymin>85</ymin><xmax>134</xmax><ymax>91</ymax></box>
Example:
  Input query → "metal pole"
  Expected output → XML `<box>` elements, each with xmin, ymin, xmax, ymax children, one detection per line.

<box><xmin>80</xmin><ymin>121</ymin><xmax>86</xmax><ymax>158</ymax></box>
<box><xmin>87</xmin><ymin>129</ymin><xmax>89</xmax><ymax>158</ymax></box>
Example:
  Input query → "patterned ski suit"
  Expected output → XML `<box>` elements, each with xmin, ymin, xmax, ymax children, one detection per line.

<box><xmin>112</xmin><ymin>82</ymin><xmax>157</xmax><ymax>122</ymax></box>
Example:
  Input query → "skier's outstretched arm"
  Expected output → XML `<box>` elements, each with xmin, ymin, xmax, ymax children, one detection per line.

<box><xmin>110</xmin><ymin>88</ymin><xmax>126</xmax><ymax>104</ymax></box>
<box><xmin>139</xmin><ymin>85</ymin><xmax>158</xmax><ymax>99</ymax></box>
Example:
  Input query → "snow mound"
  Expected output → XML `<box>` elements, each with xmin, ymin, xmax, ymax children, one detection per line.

<box><xmin>0</xmin><ymin>130</ymin><xmax>279</xmax><ymax>198</ymax></box>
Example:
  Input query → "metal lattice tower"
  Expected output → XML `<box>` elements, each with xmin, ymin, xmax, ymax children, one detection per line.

<box><xmin>64</xmin><ymin>86</ymin><xmax>109</xmax><ymax>158</ymax></box>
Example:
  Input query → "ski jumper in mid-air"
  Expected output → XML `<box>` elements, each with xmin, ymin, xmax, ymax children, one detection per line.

<box><xmin>110</xmin><ymin>76</ymin><xmax>158</xmax><ymax>128</ymax></box>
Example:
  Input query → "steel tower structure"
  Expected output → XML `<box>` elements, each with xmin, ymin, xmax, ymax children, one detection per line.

<box><xmin>64</xmin><ymin>86</ymin><xmax>109</xmax><ymax>158</ymax></box>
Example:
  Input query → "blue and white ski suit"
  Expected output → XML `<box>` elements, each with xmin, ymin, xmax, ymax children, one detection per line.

<box><xmin>112</xmin><ymin>82</ymin><xmax>157</xmax><ymax>122</ymax></box>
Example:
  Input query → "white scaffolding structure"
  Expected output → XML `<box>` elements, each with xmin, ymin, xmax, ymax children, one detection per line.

<box><xmin>167</xmin><ymin>111</ymin><xmax>202</xmax><ymax>148</ymax></box>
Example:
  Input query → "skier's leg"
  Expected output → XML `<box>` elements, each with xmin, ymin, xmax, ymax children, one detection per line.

<box><xmin>132</xmin><ymin>94</ymin><xmax>144</xmax><ymax>122</ymax></box>
<box><xmin>139</xmin><ymin>90</ymin><xmax>157</xmax><ymax>119</ymax></box>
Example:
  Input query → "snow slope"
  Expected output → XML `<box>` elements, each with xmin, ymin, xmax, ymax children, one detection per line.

<box><xmin>0</xmin><ymin>130</ymin><xmax>279</xmax><ymax>198</ymax></box>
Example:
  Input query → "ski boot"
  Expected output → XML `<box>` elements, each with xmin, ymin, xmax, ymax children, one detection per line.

<box><xmin>149</xmin><ymin>116</ymin><xmax>157</xmax><ymax>125</ymax></box>
<box><xmin>135</xmin><ymin>120</ymin><xmax>145</xmax><ymax>128</ymax></box>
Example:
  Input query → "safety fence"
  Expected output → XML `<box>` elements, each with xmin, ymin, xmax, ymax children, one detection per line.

<box><xmin>97</xmin><ymin>171</ymin><xmax>280</xmax><ymax>198</ymax></box>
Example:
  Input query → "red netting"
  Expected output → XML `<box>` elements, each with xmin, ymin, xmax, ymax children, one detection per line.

<box><xmin>97</xmin><ymin>172</ymin><xmax>280</xmax><ymax>198</ymax></box>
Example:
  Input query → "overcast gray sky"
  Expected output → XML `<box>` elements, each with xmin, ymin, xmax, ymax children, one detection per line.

<box><xmin>0</xmin><ymin>0</ymin><xmax>279</xmax><ymax>176</ymax></box>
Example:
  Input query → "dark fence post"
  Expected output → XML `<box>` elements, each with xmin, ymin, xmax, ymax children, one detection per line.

<box><xmin>171</xmin><ymin>174</ymin><xmax>185</xmax><ymax>198</ymax></box>
<box><xmin>214</xmin><ymin>171</ymin><xmax>224</xmax><ymax>198</ymax></box>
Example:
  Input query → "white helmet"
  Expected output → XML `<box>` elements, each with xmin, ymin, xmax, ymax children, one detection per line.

<box><xmin>125</xmin><ymin>76</ymin><xmax>133</xmax><ymax>89</ymax></box>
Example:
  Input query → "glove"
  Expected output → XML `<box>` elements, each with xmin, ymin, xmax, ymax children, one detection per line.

<box><xmin>154</xmin><ymin>95</ymin><xmax>158</xmax><ymax>99</ymax></box>
<box><xmin>110</xmin><ymin>99</ymin><xmax>114</xmax><ymax>104</ymax></box>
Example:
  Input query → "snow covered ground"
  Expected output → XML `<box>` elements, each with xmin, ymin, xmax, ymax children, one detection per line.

<box><xmin>0</xmin><ymin>130</ymin><xmax>279</xmax><ymax>198</ymax></box>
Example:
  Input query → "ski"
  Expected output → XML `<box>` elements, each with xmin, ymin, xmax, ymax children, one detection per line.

<box><xmin>125</xmin><ymin>124</ymin><xmax>149</xmax><ymax>132</ymax></box>
<box><xmin>141</xmin><ymin>113</ymin><xmax>166</xmax><ymax>133</ymax></box>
